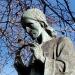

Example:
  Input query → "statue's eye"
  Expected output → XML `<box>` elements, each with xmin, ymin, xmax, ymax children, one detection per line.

<box><xmin>26</xmin><ymin>23</ymin><xmax>34</xmax><ymax>29</ymax></box>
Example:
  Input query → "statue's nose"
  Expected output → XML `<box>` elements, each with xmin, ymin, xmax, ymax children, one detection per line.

<box><xmin>26</xmin><ymin>27</ymin><xmax>31</xmax><ymax>33</ymax></box>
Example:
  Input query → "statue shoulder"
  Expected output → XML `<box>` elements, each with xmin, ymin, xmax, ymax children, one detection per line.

<box><xmin>41</xmin><ymin>37</ymin><xmax>65</xmax><ymax>57</ymax></box>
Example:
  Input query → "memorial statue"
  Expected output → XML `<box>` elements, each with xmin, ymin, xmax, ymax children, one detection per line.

<box><xmin>15</xmin><ymin>8</ymin><xmax>75</xmax><ymax>75</ymax></box>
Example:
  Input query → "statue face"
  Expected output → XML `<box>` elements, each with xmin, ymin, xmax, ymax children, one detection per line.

<box><xmin>24</xmin><ymin>19</ymin><xmax>42</xmax><ymax>39</ymax></box>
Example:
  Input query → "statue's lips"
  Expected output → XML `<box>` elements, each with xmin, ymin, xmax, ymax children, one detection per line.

<box><xmin>29</xmin><ymin>31</ymin><xmax>36</xmax><ymax>36</ymax></box>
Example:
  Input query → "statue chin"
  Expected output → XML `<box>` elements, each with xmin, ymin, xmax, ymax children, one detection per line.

<box><xmin>29</xmin><ymin>34</ymin><xmax>39</xmax><ymax>40</ymax></box>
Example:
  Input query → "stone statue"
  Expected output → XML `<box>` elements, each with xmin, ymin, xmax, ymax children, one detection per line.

<box><xmin>19</xmin><ymin>8</ymin><xmax>75</xmax><ymax>75</ymax></box>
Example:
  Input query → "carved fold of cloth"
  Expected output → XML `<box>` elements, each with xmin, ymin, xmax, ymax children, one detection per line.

<box><xmin>41</xmin><ymin>37</ymin><xmax>75</xmax><ymax>75</ymax></box>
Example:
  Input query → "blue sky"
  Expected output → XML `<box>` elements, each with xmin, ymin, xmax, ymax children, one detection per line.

<box><xmin>0</xmin><ymin>0</ymin><xmax>75</xmax><ymax>75</ymax></box>
<box><xmin>70</xmin><ymin>0</ymin><xmax>75</xmax><ymax>12</ymax></box>
<box><xmin>0</xmin><ymin>59</ymin><xmax>17</xmax><ymax>75</ymax></box>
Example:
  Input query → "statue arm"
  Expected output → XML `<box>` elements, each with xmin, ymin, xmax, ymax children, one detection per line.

<box><xmin>30</xmin><ymin>44</ymin><xmax>45</xmax><ymax>63</ymax></box>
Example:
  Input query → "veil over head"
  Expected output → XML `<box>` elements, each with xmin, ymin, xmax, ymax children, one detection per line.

<box><xmin>21</xmin><ymin>8</ymin><xmax>57</xmax><ymax>37</ymax></box>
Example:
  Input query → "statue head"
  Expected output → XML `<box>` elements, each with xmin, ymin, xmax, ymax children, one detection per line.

<box><xmin>21</xmin><ymin>8</ymin><xmax>57</xmax><ymax>40</ymax></box>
